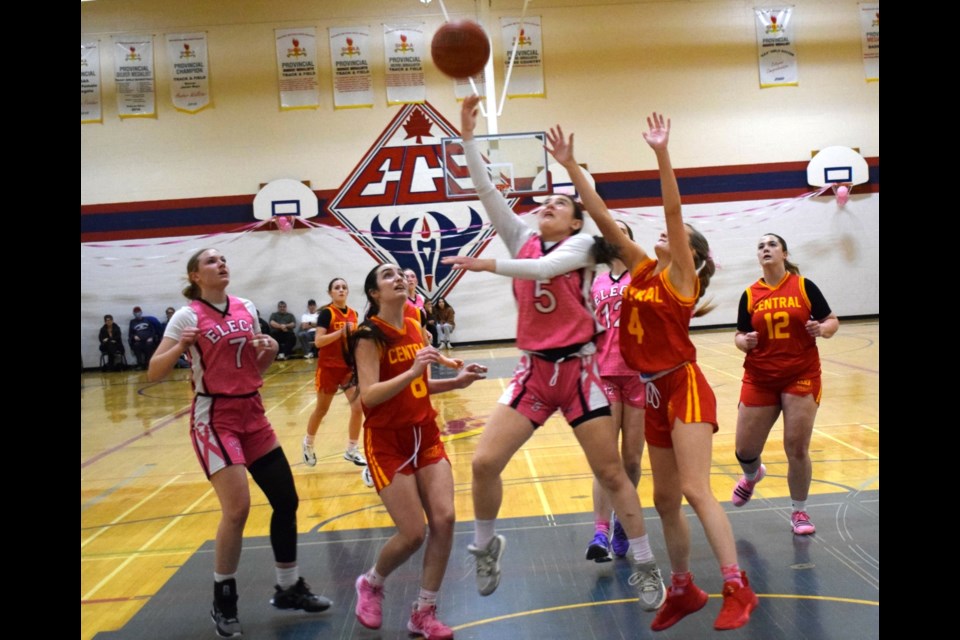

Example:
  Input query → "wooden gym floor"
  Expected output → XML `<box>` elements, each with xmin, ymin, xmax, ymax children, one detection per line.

<box><xmin>81</xmin><ymin>320</ymin><xmax>879</xmax><ymax>639</ymax></box>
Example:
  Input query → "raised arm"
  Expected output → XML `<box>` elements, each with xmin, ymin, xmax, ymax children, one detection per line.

<box><xmin>444</xmin><ymin>232</ymin><xmax>595</xmax><ymax>280</ymax></box>
<box><xmin>546</xmin><ymin>125</ymin><xmax>648</xmax><ymax>271</ymax></box>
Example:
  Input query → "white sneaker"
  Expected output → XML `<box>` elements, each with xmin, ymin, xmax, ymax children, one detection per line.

<box><xmin>304</xmin><ymin>352</ymin><xmax>315</xmax><ymax>359</ymax></box>
<box><xmin>467</xmin><ymin>535</ymin><xmax>506</xmax><ymax>596</ymax></box>
<box><xmin>302</xmin><ymin>439</ymin><xmax>317</xmax><ymax>467</ymax></box>
<box><xmin>344</xmin><ymin>447</ymin><xmax>367</xmax><ymax>466</ymax></box>
<box><xmin>277</xmin><ymin>353</ymin><xmax>287</xmax><ymax>361</ymax></box>
<box><xmin>361</xmin><ymin>466</ymin><xmax>374</xmax><ymax>488</ymax></box>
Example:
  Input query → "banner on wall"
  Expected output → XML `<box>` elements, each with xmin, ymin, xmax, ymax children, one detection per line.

<box><xmin>859</xmin><ymin>4</ymin><xmax>879</xmax><ymax>81</ymax></box>
<box><xmin>113</xmin><ymin>35</ymin><xmax>156</xmax><ymax>118</ymax></box>
<box><xmin>454</xmin><ymin>72</ymin><xmax>486</xmax><ymax>100</ymax></box>
<box><xmin>754</xmin><ymin>7</ymin><xmax>798</xmax><ymax>88</ymax></box>
<box><xmin>384</xmin><ymin>23</ymin><xmax>425</xmax><ymax>105</ymax></box>
<box><xmin>500</xmin><ymin>16</ymin><xmax>544</xmax><ymax>98</ymax></box>
<box><xmin>166</xmin><ymin>32</ymin><xmax>211</xmax><ymax>113</ymax></box>
<box><xmin>329</xmin><ymin>26</ymin><xmax>374</xmax><ymax>109</ymax></box>
<box><xmin>275</xmin><ymin>28</ymin><xmax>320</xmax><ymax>110</ymax></box>
<box><xmin>81</xmin><ymin>42</ymin><xmax>102</xmax><ymax>123</ymax></box>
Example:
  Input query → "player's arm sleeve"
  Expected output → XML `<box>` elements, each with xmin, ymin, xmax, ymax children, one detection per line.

<box><xmin>464</xmin><ymin>138</ymin><xmax>533</xmax><ymax>257</ymax></box>
<box><xmin>493</xmin><ymin>234</ymin><xmax>596</xmax><ymax>280</ymax></box>
<box><xmin>736</xmin><ymin>292</ymin><xmax>753</xmax><ymax>333</ymax></box>
<box><xmin>164</xmin><ymin>307</ymin><xmax>198</xmax><ymax>342</ymax></box>
<box><xmin>804</xmin><ymin>280</ymin><xmax>833</xmax><ymax>320</ymax></box>
<box><xmin>317</xmin><ymin>307</ymin><xmax>333</xmax><ymax>330</ymax></box>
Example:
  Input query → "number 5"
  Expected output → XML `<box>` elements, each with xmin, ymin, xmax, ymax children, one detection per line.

<box><xmin>534</xmin><ymin>281</ymin><xmax>557</xmax><ymax>314</ymax></box>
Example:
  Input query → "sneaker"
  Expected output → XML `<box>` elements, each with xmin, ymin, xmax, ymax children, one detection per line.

<box><xmin>467</xmin><ymin>534</ymin><xmax>506</xmax><ymax>596</ymax></box>
<box><xmin>731</xmin><ymin>464</ymin><xmax>766</xmax><ymax>507</ymax></box>
<box><xmin>354</xmin><ymin>575</ymin><xmax>384</xmax><ymax>629</ymax></box>
<box><xmin>611</xmin><ymin>516</ymin><xmax>630</xmax><ymax>558</ymax></box>
<box><xmin>650</xmin><ymin>581</ymin><xmax>708</xmax><ymax>631</ymax></box>
<box><xmin>361</xmin><ymin>466</ymin><xmax>374</xmax><ymax>488</ymax></box>
<box><xmin>628</xmin><ymin>561</ymin><xmax>667</xmax><ymax>611</ymax></box>
<box><xmin>302</xmin><ymin>440</ymin><xmax>317</xmax><ymax>467</ymax></box>
<box><xmin>277</xmin><ymin>353</ymin><xmax>287</xmax><ymax>361</ymax></box>
<box><xmin>407</xmin><ymin>603</ymin><xmax>454</xmax><ymax>640</ymax></box>
<box><xmin>212</xmin><ymin>579</ymin><xmax>242</xmax><ymax>638</ymax></box>
<box><xmin>270</xmin><ymin>577</ymin><xmax>332</xmax><ymax>612</ymax></box>
<box><xmin>791</xmin><ymin>510</ymin><xmax>816</xmax><ymax>535</ymax></box>
<box><xmin>344</xmin><ymin>447</ymin><xmax>367</xmax><ymax>466</ymax></box>
<box><xmin>585</xmin><ymin>531</ymin><xmax>612</xmax><ymax>563</ymax></box>
<box><xmin>714</xmin><ymin>572</ymin><xmax>759</xmax><ymax>630</ymax></box>
<box><xmin>304</xmin><ymin>352</ymin><xmax>315</xmax><ymax>359</ymax></box>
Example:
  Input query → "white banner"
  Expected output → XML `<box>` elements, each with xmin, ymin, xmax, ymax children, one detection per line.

<box><xmin>384</xmin><ymin>23</ymin><xmax>425</xmax><ymax>105</ymax></box>
<box><xmin>501</xmin><ymin>16</ymin><xmax>544</xmax><ymax>98</ymax></box>
<box><xmin>859</xmin><ymin>4</ymin><xmax>879</xmax><ymax>82</ymax></box>
<box><xmin>275</xmin><ymin>28</ymin><xmax>320</xmax><ymax>110</ymax></box>
<box><xmin>113</xmin><ymin>35</ymin><xmax>156</xmax><ymax>118</ymax></box>
<box><xmin>81</xmin><ymin>41</ymin><xmax>102</xmax><ymax>124</ymax></box>
<box><xmin>454</xmin><ymin>72</ymin><xmax>487</xmax><ymax>100</ymax></box>
<box><xmin>329</xmin><ymin>27</ymin><xmax>374</xmax><ymax>109</ymax></box>
<box><xmin>166</xmin><ymin>32</ymin><xmax>211</xmax><ymax>113</ymax></box>
<box><xmin>754</xmin><ymin>7</ymin><xmax>798</xmax><ymax>88</ymax></box>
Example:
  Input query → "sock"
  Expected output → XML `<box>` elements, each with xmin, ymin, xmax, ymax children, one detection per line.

<box><xmin>629</xmin><ymin>534</ymin><xmax>654</xmax><ymax>564</ymax></box>
<box><xmin>721</xmin><ymin>563</ymin><xmax>743</xmax><ymax>587</ymax></box>
<box><xmin>276</xmin><ymin>565</ymin><xmax>298</xmax><ymax>589</ymax></box>
<box><xmin>416</xmin><ymin>587</ymin><xmax>439</xmax><ymax>610</ymax></box>
<box><xmin>736</xmin><ymin>452</ymin><xmax>762</xmax><ymax>478</ymax></box>
<box><xmin>474</xmin><ymin>519</ymin><xmax>496</xmax><ymax>548</ymax></box>
<box><xmin>214</xmin><ymin>572</ymin><xmax>237</xmax><ymax>584</ymax></box>
<box><xmin>671</xmin><ymin>571</ymin><xmax>692</xmax><ymax>594</ymax></box>
<box><xmin>365</xmin><ymin>568</ymin><xmax>385</xmax><ymax>588</ymax></box>
<box><xmin>304</xmin><ymin>434</ymin><xmax>315</xmax><ymax>446</ymax></box>
<box><xmin>347</xmin><ymin>440</ymin><xmax>359</xmax><ymax>451</ymax></box>
<box><xmin>594</xmin><ymin>519</ymin><xmax>610</xmax><ymax>536</ymax></box>
<box><xmin>792</xmin><ymin>500</ymin><xmax>807</xmax><ymax>512</ymax></box>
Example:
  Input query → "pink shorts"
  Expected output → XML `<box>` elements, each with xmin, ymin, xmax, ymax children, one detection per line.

<box><xmin>499</xmin><ymin>353</ymin><xmax>610</xmax><ymax>428</ymax></box>
<box><xmin>644</xmin><ymin>363</ymin><xmax>718</xmax><ymax>449</ymax></box>
<box><xmin>190</xmin><ymin>394</ymin><xmax>278</xmax><ymax>478</ymax></box>
<box><xmin>602</xmin><ymin>374</ymin><xmax>646</xmax><ymax>409</ymax></box>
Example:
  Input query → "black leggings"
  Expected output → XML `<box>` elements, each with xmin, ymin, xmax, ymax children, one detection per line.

<box><xmin>247</xmin><ymin>447</ymin><xmax>299</xmax><ymax>564</ymax></box>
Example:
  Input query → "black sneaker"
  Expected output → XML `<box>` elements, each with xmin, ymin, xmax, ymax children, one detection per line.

<box><xmin>270</xmin><ymin>577</ymin><xmax>332</xmax><ymax>612</ymax></box>
<box><xmin>212</xmin><ymin>579</ymin><xmax>242</xmax><ymax>638</ymax></box>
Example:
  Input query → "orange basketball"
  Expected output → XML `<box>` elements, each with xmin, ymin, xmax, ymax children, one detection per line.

<box><xmin>431</xmin><ymin>20</ymin><xmax>490</xmax><ymax>79</ymax></box>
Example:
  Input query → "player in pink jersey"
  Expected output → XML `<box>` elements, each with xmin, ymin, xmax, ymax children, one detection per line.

<box><xmin>585</xmin><ymin>220</ymin><xmax>648</xmax><ymax>563</ymax></box>
<box><xmin>731</xmin><ymin>234</ymin><xmax>838</xmax><ymax>536</ymax></box>
<box><xmin>302</xmin><ymin>277</ymin><xmax>367</xmax><ymax>471</ymax></box>
<box><xmin>443</xmin><ymin>95</ymin><xmax>666</xmax><ymax>612</ymax></box>
<box><xmin>149</xmin><ymin>248</ymin><xmax>331</xmax><ymax>638</ymax></box>
<box><xmin>548</xmin><ymin>114</ymin><xmax>758</xmax><ymax>631</ymax></box>
<box><xmin>346</xmin><ymin>263</ymin><xmax>487</xmax><ymax>640</ymax></box>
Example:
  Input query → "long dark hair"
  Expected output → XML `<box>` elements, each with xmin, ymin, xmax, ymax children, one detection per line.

<box><xmin>342</xmin><ymin>264</ymin><xmax>393</xmax><ymax>371</ymax></box>
<box><xmin>764</xmin><ymin>233</ymin><xmax>800</xmax><ymax>275</ymax></box>
<box><xmin>687</xmin><ymin>225</ymin><xmax>716</xmax><ymax>317</ymax></box>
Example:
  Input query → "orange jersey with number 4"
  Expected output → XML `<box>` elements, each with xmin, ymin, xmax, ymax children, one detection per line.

<box><xmin>619</xmin><ymin>258</ymin><xmax>698</xmax><ymax>374</ymax></box>
<box><xmin>361</xmin><ymin>316</ymin><xmax>438</xmax><ymax>431</ymax></box>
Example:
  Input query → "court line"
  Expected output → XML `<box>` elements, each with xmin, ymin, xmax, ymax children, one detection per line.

<box><xmin>812</xmin><ymin>428</ymin><xmax>877</xmax><ymax>459</ymax></box>
<box><xmin>82</xmin><ymin>474</ymin><xmax>184</xmax><ymax>549</ymax></box>
<box><xmin>858</xmin><ymin>423</ymin><xmax>879</xmax><ymax>433</ymax></box>
<box><xmin>81</xmin><ymin>464</ymin><xmax>155</xmax><ymax>512</ymax></box>
<box><xmin>452</xmin><ymin>593</ymin><xmax>879</xmax><ymax>631</ymax></box>
<box><xmin>81</xmin><ymin>407</ymin><xmax>190</xmax><ymax>469</ymax></box>
<box><xmin>523</xmin><ymin>449</ymin><xmax>555</xmax><ymax>525</ymax></box>
<box><xmin>82</xmin><ymin>485</ymin><xmax>215</xmax><ymax>600</ymax></box>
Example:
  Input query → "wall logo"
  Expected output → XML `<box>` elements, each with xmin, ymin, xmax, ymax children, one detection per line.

<box><xmin>341</xmin><ymin>37</ymin><xmax>361</xmax><ymax>57</ymax></box>
<box><xmin>125</xmin><ymin>47</ymin><xmax>141</xmax><ymax>62</ymax></box>
<box><xmin>287</xmin><ymin>38</ymin><xmax>307</xmax><ymax>58</ymax></box>
<box><xmin>179</xmin><ymin>43</ymin><xmax>196</xmax><ymax>59</ymax></box>
<box><xmin>394</xmin><ymin>33</ymin><xmax>414</xmax><ymax>53</ymax></box>
<box><xmin>328</xmin><ymin>102</ymin><xmax>508</xmax><ymax>299</ymax></box>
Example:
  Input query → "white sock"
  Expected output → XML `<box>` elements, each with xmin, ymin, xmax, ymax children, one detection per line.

<box><xmin>629</xmin><ymin>534</ymin><xmax>654</xmax><ymax>564</ymax></box>
<box><xmin>366</xmin><ymin>567</ymin><xmax>386</xmax><ymax>587</ymax></box>
<box><xmin>792</xmin><ymin>500</ymin><xmax>807</xmax><ymax>512</ymax></box>
<box><xmin>416</xmin><ymin>587</ymin><xmax>439</xmax><ymax>610</ymax></box>
<box><xmin>304</xmin><ymin>434</ymin><xmax>315</xmax><ymax>445</ymax></box>
<box><xmin>275</xmin><ymin>565</ymin><xmax>298</xmax><ymax>589</ymax></box>
<box><xmin>474</xmin><ymin>519</ymin><xmax>496</xmax><ymax>548</ymax></box>
<box><xmin>213</xmin><ymin>572</ymin><xmax>237</xmax><ymax>583</ymax></box>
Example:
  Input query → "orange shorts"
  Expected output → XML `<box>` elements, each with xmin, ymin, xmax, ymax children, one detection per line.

<box><xmin>740</xmin><ymin>373</ymin><xmax>822</xmax><ymax>407</ymax></box>
<box><xmin>644</xmin><ymin>363</ymin><xmax>718</xmax><ymax>449</ymax></box>
<box><xmin>315</xmin><ymin>364</ymin><xmax>353</xmax><ymax>395</ymax></box>
<box><xmin>363</xmin><ymin>420</ymin><xmax>449</xmax><ymax>493</ymax></box>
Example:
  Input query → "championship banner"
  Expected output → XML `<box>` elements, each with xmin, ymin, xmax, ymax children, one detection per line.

<box><xmin>81</xmin><ymin>41</ymin><xmax>102</xmax><ymax>124</ymax></box>
<box><xmin>754</xmin><ymin>7</ymin><xmax>798</xmax><ymax>88</ymax></box>
<box><xmin>275</xmin><ymin>28</ymin><xmax>320</xmax><ymax>110</ymax></box>
<box><xmin>384</xmin><ymin>23</ymin><xmax>426</xmax><ymax>105</ymax></box>
<box><xmin>859</xmin><ymin>4</ymin><xmax>879</xmax><ymax>82</ymax></box>
<box><xmin>329</xmin><ymin>26</ymin><xmax>374</xmax><ymax>109</ymax></box>
<box><xmin>166</xmin><ymin>32</ymin><xmax>211</xmax><ymax>113</ymax></box>
<box><xmin>500</xmin><ymin>16</ymin><xmax>544</xmax><ymax>98</ymax></box>
<box><xmin>113</xmin><ymin>35</ymin><xmax>156</xmax><ymax>118</ymax></box>
<box><xmin>454</xmin><ymin>73</ymin><xmax>486</xmax><ymax>99</ymax></box>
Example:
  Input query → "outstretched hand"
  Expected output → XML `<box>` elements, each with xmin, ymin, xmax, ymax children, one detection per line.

<box><xmin>441</xmin><ymin>255</ymin><xmax>494</xmax><ymax>273</ymax></box>
<box><xmin>642</xmin><ymin>112</ymin><xmax>671</xmax><ymax>150</ymax></box>
<box><xmin>545</xmin><ymin>125</ymin><xmax>575</xmax><ymax>167</ymax></box>
<box><xmin>461</xmin><ymin>94</ymin><xmax>482</xmax><ymax>139</ymax></box>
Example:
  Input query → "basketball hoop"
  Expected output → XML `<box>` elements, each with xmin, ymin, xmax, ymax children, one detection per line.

<box><xmin>495</xmin><ymin>182</ymin><xmax>511</xmax><ymax>196</ymax></box>
<box><xmin>275</xmin><ymin>215</ymin><xmax>294</xmax><ymax>232</ymax></box>
<box><xmin>831</xmin><ymin>183</ymin><xmax>852</xmax><ymax>206</ymax></box>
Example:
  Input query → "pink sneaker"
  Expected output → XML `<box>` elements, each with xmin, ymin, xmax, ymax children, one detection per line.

<box><xmin>407</xmin><ymin>604</ymin><xmax>454</xmax><ymax>640</ymax></box>
<box><xmin>354</xmin><ymin>575</ymin><xmax>384</xmax><ymax>629</ymax></box>
<box><xmin>791</xmin><ymin>510</ymin><xmax>816</xmax><ymax>535</ymax></box>
<box><xmin>731</xmin><ymin>464</ymin><xmax>766</xmax><ymax>507</ymax></box>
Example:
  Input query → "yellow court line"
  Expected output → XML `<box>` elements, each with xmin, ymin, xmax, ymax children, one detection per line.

<box><xmin>82</xmin><ymin>485</ymin><xmax>215</xmax><ymax>600</ymax></box>
<box><xmin>858</xmin><ymin>423</ymin><xmax>880</xmax><ymax>434</ymax></box>
<box><xmin>813</xmin><ymin>428</ymin><xmax>878</xmax><ymax>460</ymax></box>
<box><xmin>452</xmin><ymin>593</ymin><xmax>879</xmax><ymax>630</ymax></box>
<box><xmin>522</xmin><ymin>449</ymin><xmax>553</xmax><ymax>520</ymax></box>
<box><xmin>81</xmin><ymin>474</ymin><xmax>184</xmax><ymax>549</ymax></box>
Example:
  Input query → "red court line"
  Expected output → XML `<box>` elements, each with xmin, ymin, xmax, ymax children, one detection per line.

<box><xmin>81</xmin><ymin>407</ymin><xmax>190</xmax><ymax>469</ymax></box>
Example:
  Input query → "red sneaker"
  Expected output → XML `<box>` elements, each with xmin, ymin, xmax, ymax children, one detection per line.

<box><xmin>407</xmin><ymin>604</ymin><xmax>454</xmax><ymax>640</ymax></box>
<box><xmin>714</xmin><ymin>572</ymin><xmax>759</xmax><ymax>630</ymax></box>
<box><xmin>650</xmin><ymin>579</ymin><xmax>708</xmax><ymax>631</ymax></box>
<box><xmin>354</xmin><ymin>575</ymin><xmax>384</xmax><ymax>630</ymax></box>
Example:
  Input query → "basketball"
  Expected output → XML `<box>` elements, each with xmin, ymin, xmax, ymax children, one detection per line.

<box><xmin>431</xmin><ymin>20</ymin><xmax>491</xmax><ymax>79</ymax></box>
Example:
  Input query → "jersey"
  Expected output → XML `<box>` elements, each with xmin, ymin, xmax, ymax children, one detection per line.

<box><xmin>361</xmin><ymin>316</ymin><xmax>438</xmax><ymax>431</ymax></box>
<box><xmin>317</xmin><ymin>304</ymin><xmax>358</xmax><ymax>368</ymax></box>
<box><xmin>619</xmin><ymin>258</ymin><xmax>697</xmax><ymax>375</ymax></box>
<box><xmin>592</xmin><ymin>269</ymin><xmax>635</xmax><ymax>377</ymax></box>
<box><xmin>187</xmin><ymin>297</ymin><xmax>262</xmax><ymax>396</ymax></box>
<box><xmin>513</xmin><ymin>235</ymin><xmax>597</xmax><ymax>352</ymax></box>
<box><xmin>739</xmin><ymin>273</ymin><xmax>831</xmax><ymax>383</ymax></box>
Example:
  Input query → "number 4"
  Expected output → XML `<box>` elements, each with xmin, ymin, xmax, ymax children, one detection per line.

<box><xmin>627</xmin><ymin>307</ymin><xmax>644</xmax><ymax>344</ymax></box>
